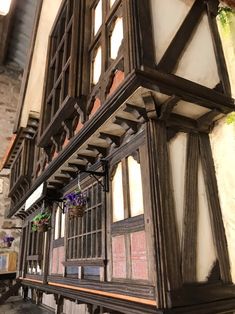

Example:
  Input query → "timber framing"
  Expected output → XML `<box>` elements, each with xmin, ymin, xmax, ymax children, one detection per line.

<box><xmin>4</xmin><ymin>0</ymin><xmax>235</xmax><ymax>313</ymax></box>
<box><xmin>7</xmin><ymin>65</ymin><xmax>235</xmax><ymax>217</ymax></box>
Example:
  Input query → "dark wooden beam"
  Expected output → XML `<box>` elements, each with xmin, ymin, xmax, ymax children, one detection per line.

<box><xmin>206</xmin><ymin>0</ymin><xmax>231</xmax><ymax>96</ymax></box>
<box><xmin>87</xmin><ymin>144</ymin><xmax>108</xmax><ymax>157</ymax></box>
<box><xmin>182</xmin><ymin>133</ymin><xmax>199</xmax><ymax>283</ymax></box>
<box><xmin>138</xmin><ymin>68</ymin><xmax>234</xmax><ymax>113</ymax></box>
<box><xmin>158</xmin><ymin>0</ymin><xmax>205</xmax><ymax>72</ymax></box>
<box><xmin>197</xmin><ymin>109</ymin><xmax>220</xmax><ymax>130</ymax></box>
<box><xmin>166</xmin><ymin>113</ymin><xmax>209</xmax><ymax>133</ymax></box>
<box><xmin>159</xmin><ymin>96</ymin><xmax>180</xmax><ymax>120</ymax></box>
<box><xmin>77</xmin><ymin>154</ymin><xmax>96</xmax><ymax>164</ymax></box>
<box><xmin>199</xmin><ymin>133</ymin><xmax>232</xmax><ymax>283</ymax></box>
<box><xmin>113</xmin><ymin>116</ymin><xmax>139</xmax><ymax>133</ymax></box>
<box><xmin>146</xmin><ymin>119</ymin><xmax>182</xmax><ymax>307</ymax></box>
<box><xmin>99</xmin><ymin>132</ymin><xmax>123</xmax><ymax>147</ymax></box>
<box><xmin>123</xmin><ymin>103</ymin><xmax>148</xmax><ymax>121</ymax></box>
<box><xmin>142</xmin><ymin>91</ymin><xmax>158</xmax><ymax>119</ymax></box>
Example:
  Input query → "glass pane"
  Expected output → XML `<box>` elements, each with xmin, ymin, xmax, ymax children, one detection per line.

<box><xmin>94</xmin><ymin>0</ymin><xmax>102</xmax><ymax>35</ymax></box>
<box><xmin>112</xmin><ymin>163</ymin><xmax>124</xmax><ymax>222</ymax></box>
<box><xmin>54</xmin><ymin>208</ymin><xmax>60</xmax><ymax>240</ymax></box>
<box><xmin>128</xmin><ymin>156</ymin><xmax>144</xmax><ymax>217</ymax></box>
<box><xmin>61</xmin><ymin>212</ymin><xmax>65</xmax><ymax>238</ymax></box>
<box><xmin>93</xmin><ymin>46</ymin><xmax>102</xmax><ymax>85</ymax></box>
<box><xmin>110</xmin><ymin>0</ymin><xmax>116</xmax><ymax>8</ymax></box>
<box><xmin>110</xmin><ymin>17</ymin><xmax>123</xmax><ymax>60</ymax></box>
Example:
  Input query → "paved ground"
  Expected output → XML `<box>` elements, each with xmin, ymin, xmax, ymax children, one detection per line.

<box><xmin>0</xmin><ymin>296</ymin><xmax>53</xmax><ymax>314</ymax></box>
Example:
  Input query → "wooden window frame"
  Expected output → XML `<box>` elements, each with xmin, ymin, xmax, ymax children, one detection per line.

<box><xmin>39</xmin><ymin>0</ymin><xmax>82</xmax><ymax>145</ymax></box>
<box><xmin>87</xmin><ymin>0</ymin><xmax>126</xmax><ymax>107</ymax></box>
<box><xmin>108</xmin><ymin>137</ymin><xmax>152</xmax><ymax>284</ymax></box>
<box><xmin>53</xmin><ymin>205</ymin><xmax>65</xmax><ymax>248</ymax></box>
<box><xmin>64</xmin><ymin>178</ymin><xmax>105</xmax><ymax>269</ymax></box>
<box><xmin>26</xmin><ymin>222</ymin><xmax>45</xmax><ymax>276</ymax></box>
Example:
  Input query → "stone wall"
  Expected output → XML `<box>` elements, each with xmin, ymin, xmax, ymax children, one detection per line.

<box><xmin>0</xmin><ymin>65</ymin><xmax>21</xmax><ymax>253</ymax></box>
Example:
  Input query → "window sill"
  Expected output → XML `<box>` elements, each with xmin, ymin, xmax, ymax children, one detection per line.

<box><xmin>63</xmin><ymin>259</ymin><xmax>105</xmax><ymax>267</ymax></box>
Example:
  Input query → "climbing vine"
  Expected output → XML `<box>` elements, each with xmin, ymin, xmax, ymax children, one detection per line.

<box><xmin>226</xmin><ymin>112</ymin><xmax>235</xmax><ymax>124</ymax></box>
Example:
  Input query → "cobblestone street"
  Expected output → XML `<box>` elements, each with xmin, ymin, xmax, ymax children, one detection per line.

<box><xmin>0</xmin><ymin>297</ymin><xmax>53</xmax><ymax>314</ymax></box>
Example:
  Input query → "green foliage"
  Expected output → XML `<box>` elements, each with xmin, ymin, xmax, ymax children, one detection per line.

<box><xmin>226</xmin><ymin>112</ymin><xmax>235</xmax><ymax>124</ymax></box>
<box><xmin>32</xmin><ymin>211</ymin><xmax>51</xmax><ymax>232</ymax></box>
<box><xmin>218</xmin><ymin>7</ymin><xmax>233</xmax><ymax>29</ymax></box>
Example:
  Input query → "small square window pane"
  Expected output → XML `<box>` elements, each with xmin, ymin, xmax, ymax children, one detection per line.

<box><xmin>112</xmin><ymin>163</ymin><xmax>124</xmax><ymax>222</ymax></box>
<box><xmin>128</xmin><ymin>156</ymin><xmax>144</xmax><ymax>217</ymax></box>
<box><xmin>94</xmin><ymin>0</ymin><xmax>102</xmax><ymax>35</ymax></box>
<box><xmin>54</xmin><ymin>208</ymin><xmax>60</xmax><ymax>240</ymax></box>
<box><xmin>110</xmin><ymin>17</ymin><xmax>123</xmax><ymax>60</ymax></box>
<box><xmin>92</xmin><ymin>46</ymin><xmax>102</xmax><ymax>85</ymax></box>
<box><xmin>61</xmin><ymin>212</ymin><xmax>65</xmax><ymax>238</ymax></box>
<box><xmin>110</xmin><ymin>0</ymin><xmax>116</xmax><ymax>8</ymax></box>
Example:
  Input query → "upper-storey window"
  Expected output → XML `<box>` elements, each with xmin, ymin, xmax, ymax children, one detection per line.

<box><xmin>41</xmin><ymin>0</ymin><xmax>80</xmax><ymax>134</ymax></box>
<box><xmin>88</xmin><ymin>0</ymin><xmax>125</xmax><ymax>115</ymax></box>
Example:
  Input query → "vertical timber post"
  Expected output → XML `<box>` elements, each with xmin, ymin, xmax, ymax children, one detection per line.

<box><xmin>143</xmin><ymin>92</ymin><xmax>182</xmax><ymax>308</ymax></box>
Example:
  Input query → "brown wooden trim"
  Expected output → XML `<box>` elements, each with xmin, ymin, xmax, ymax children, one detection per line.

<box><xmin>157</xmin><ymin>0</ymin><xmax>204</xmax><ymax>72</ymax></box>
<box><xmin>53</xmin><ymin>238</ymin><xmax>64</xmax><ymax>248</ymax></box>
<box><xmin>138</xmin><ymin>68</ymin><xmax>234</xmax><ymax>113</ymax></box>
<box><xmin>48</xmin><ymin>281</ymin><xmax>157</xmax><ymax>306</ymax></box>
<box><xmin>182</xmin><ymin>134</ymin><xmax>199</xmax><ymax>283</ymax></box>
<box><xmin>111</xmin><ymin>215</ymin><xmax>144</xmax><ymax>236</ymax></box>
<box><xmin>21</xmin><ymin>279</ymin><xmax>159</xmax><ymax>314</ymax></box>
<box><xmin>206</xmin><ymin>0</ymin><xmax>231</xmax><ymax>97</ymax></box>
<box><xmin>199</xmin><ymin>133</ymin><xmax>231</xmax><ymax>283</ymax></box>
<box><xmin>170</xmin><ymin>282</ymin><xmax>235</xmax><ymax>308</ymax></box>
<box><xmin>63</xmin><ymin>259</ymin><xmax>105</xmax><ymax>267</ymax></box>
<box><xmin>7</xmin><ymin>71</ymin><xmax>140</xmax><ymax>217</ymax></box>
<box><xmin>48</xmin><ymin>275</ymin><xmax>155</xmax><ymax>300</ymax></box>
<box><xmin>146</xmin><ymin>120</ymin><xmax>182</xmax><ymax>308</ymax></box>
<box><xmin>25</xmin><ymin>275</ymin><xmax>43</xmax><ymax>282</ymax></box>
<box><xmin>26</xmin><ymin>254</ymin><xmax>43</xmax><ymax>261</ymax></box>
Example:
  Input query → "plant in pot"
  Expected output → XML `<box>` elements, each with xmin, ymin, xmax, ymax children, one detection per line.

<box><xmin>64</xmin><ymin>189</ymin><xmax>87</xmax><ymax>218</ymax></box>
<box><xmin>3</xmin><ymin>235</ymin><xmax>14</xmax><ymax>247</ymax></box>
<box><xmin>32</xmin><ymin>211</ymin><xmax>51</xmax><ymax>232</ymax></box>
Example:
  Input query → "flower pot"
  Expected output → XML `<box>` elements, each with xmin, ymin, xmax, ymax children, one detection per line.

<box><xmin>69</xmin><ymin>205</ymin><xmax>85</xmax><ymax>218</ymax></box>
<box><xmin>37</xmin><ymin>225</ymin><xmax>48</xmax><ymax>232</ymax></box>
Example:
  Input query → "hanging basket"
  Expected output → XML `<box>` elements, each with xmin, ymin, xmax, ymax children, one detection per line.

<box><xmin>36</xmin><ymin>224</ymin><xmax>49</xmax><ymax>233</ymax></box>
<box><xmin>68</xmin><ymin>205</ymin><xmax>85</xmax><ymax>218</ymax></box>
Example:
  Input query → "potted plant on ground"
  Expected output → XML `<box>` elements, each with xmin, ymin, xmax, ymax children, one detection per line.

<box><xmin>32</xmin><ymin>211</ymin><xmax>51</xmax><ymax>232</ymax></box>
<box><xmin>64</xmin><ymin>189</ymin><xmax>87</xmax><ymax>218</ymax></box>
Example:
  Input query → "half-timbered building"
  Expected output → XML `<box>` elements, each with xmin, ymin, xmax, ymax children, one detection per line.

<box><xmin>2</xmin><ymin>0</ymin><xmax>235</xmax><ymax>313</ymax></box>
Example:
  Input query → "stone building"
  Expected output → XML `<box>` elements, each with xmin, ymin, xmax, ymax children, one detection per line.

<box><xmin>0</xmin><ymin>0</ymin><xmax>37</xmax><ymax>250</ymax></box>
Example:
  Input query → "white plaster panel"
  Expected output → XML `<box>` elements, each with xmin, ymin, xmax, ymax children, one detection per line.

<box><xmin>20</xmin><ymin>0</ymin><xmax>63</xmax><ymax>128</ymax></box>
<box><xmin>174</xmin><ymin>13</ymin><xmax>220</xmax><ymax>88</ymax></box>
<box><xmin>217</xmin><ymin>12</ymin><xmax>235</xmax><ymax>98</ymax></box>
<box><xmin>168</xmin><ymin>132</ymin><xmax>187</xmax><ymax>249</ymax></box>
<box><xmin>197</xmin><ymin>160</ymin><xmax>217</xmax><ymax>282</ymax></box>
<box><xmin>150</xmin><ymin>0</ymin><xmax>195</xmax><ymax>62</ymax></box>
<box><xmin>210</xmin><ymin>118</ymin><xmax>235</xmax><ymax>283</ymax></box>
<box><xmin>42</xmin><ymin>293</ymin><xmax>56</xmax><ymax>309</ymax></box>
<box><xmin>172</xmin><ymin>100</ymin><xmax>211</xmax><ymax>119</ymax></box>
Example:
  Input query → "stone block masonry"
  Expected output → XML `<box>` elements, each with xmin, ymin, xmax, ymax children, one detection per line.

<box><xmin>0</xmin><ymin>65</ymin><xmax>22</xmax><ymax>253</ymax></box>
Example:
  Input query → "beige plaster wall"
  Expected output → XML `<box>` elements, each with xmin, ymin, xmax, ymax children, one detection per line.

<box><xmin>210</xmin><ymin>120</ymin><xmax>235</xmax><ymax>283</ymax></box>
<box><xmin>210</xmin><ymin>11</ymin><xmax>235</xmax><ymax>283</ymax></box>
<box><xmin>20</xmin><ymin>0</ymin><xmax>63</xmax><ymax>128</ymax></box>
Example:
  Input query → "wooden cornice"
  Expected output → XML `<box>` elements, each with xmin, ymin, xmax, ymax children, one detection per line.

<box><xmin>7</xmin><ymin>66</ymin><xmax>235</xmax><ymax>217</ymax></box>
